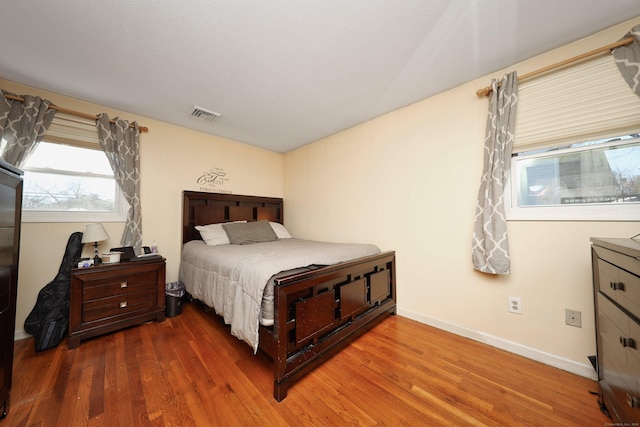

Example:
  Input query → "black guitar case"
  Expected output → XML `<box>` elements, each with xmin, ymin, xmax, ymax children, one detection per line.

<box><xmin>24</xmin><ymin>231</ymin><xmax>83</xmax><ymax>351</ymax></box>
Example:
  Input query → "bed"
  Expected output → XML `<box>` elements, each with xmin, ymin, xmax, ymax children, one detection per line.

<box><xmin>180</xmin><ymin>191</ymin><xmax>396</xmax><ymax>401</ymax></box>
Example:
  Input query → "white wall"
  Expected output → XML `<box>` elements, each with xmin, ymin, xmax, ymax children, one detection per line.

<box><xmin>0</xmin><ymin>78</ymin><xmax>284</xmax><ymax>339</ymax></box>
<box><xmin>283</xmin><ymin>17</ymin><xmax>640</xmax><ymax>378</ymax></box>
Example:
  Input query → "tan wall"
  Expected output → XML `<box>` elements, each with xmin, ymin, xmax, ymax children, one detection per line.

<box><xmin>5</xmin><ymin>17</ymin><xmax>640</xmax><ymax>377</ymax></box>
<box><xmin>284</xmin><ymin>17</ymin><xmax>640</xmax><ymax>376</ymax></box>
<box><xmin>0</xmin><ymin>78</ymin><xmax>284</xmax><ymax>338</ymax></box>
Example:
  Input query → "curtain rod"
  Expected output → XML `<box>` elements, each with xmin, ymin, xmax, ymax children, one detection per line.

<box><xmin>475</xmin><ymin>35</ymin><xmax>635</xmax><ymax>97</ymax></box>
<box><xmin>3</xmin><ymin>93</ymin><xmax>148</xmax><ymax>132</ymax></box>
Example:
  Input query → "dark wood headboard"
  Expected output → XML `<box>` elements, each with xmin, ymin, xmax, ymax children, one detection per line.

<box><xmin>182</xmin><ymin>191</ymin><xmax>284</xmax><ymax>244</ymax></box>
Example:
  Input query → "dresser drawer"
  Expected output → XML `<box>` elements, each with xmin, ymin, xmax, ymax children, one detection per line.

<box><xmin>598</xmin><ymin>259</ymin><xmax>623</xmax><ymax>302</ymax></box>
<box><xmin>82</xmin><ymin>269</ymin><xmax>158</xmax><ymax>301</ymax></box>
<box><xmin>603</xmin><ymin>349</ymin><xmax>639</xmax><ymax>422</ymax></box>
<box><xmin>617</xmin><ymin>269</ymin><xmax>640</xmax><ymax>319</ymax></box>
<box><xmin>598</xmin><ymin>294</ymin><xmax>631</xmax><ymax>371</ymax></box>
<box><xmin>82</xmin><ymin>289</ymin><xmax>158</xmax><ymax>323</ymax></box>
<box><xmin>598</xmin><ymin>292</ymin><xmax>640</xmax><ymax>420</ymax></box>
<box><xmin>597</xmin><ymin>257</ymin><xmax>640</xmax><ymax>318</ymax></box>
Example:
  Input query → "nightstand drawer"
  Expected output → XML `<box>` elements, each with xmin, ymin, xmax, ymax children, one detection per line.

<box><xmin>83</xmin><ymin>270</ymin><xmax>158</xmax><ymax>301</ymax></box>
<box><xmin>82</xmin><ymin>289</ymin><xmax>158</xmax><ymax>323</ymax></box>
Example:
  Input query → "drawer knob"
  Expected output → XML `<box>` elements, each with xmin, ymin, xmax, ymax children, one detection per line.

<box><xmin>119</xmin><ymin>301</ymin><xmax>128</xmax><ymax>308</ymax></box>
<box><xmin>120</xmin><ymin>281</ymin><xmax>128</xmax><ymax>288</ymax></box>
<box><xmin>620</xmin><ymin>336</ymin><xmax>636</xmax><ymax>349</ymax></box>
<box><xmin>610</xmin><ymin>281</ymin><xmax>625</xmax><ymax>291</ymax></box>
<box><xmin>627</xmin><ymin>394</ymin><xmax>640</xmax><ymax>408</ymax></box>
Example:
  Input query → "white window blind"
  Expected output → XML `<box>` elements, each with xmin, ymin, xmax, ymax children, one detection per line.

<box><xmin>44</xmin><ymin>112</ymin><xmax>100</xmax><ymax>149</ymax></box>
<box><xmin>514</xmin><ymin>54</ymin><xmax>640</xmax><ymax>153</ymax></box>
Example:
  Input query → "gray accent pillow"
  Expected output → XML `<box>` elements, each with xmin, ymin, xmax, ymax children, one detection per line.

<box><xmin>222</xmin><ymin>220</ymin><xmax>278</xmax><ymax>244</ymax></box>
<box><xmin>196</xmin><ymin>220</ymin><xmax>247</xmax><ymax>245</ymax></box>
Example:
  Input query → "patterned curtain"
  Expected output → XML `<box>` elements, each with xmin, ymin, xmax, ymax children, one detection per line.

<box><xmin>472</xmin><ymin>72</ymin><xmax>518</xmax><ymax>275</ymax></box>
<box><xmin>96</xmin><ymin>114</ymin><xmax>142</xmax><ymax>251</ymax></box>
<box><xmin>613</xmin><ymin>25</ymin><xmax>640</xmax><ymax>95</ymax></box>
<box><xmin>0</xmin><ymin>90</ymin><xmax>56</xmax><ymax>167</ymax></box>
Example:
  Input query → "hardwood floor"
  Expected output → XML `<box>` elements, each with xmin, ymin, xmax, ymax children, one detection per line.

<box><xmin>4</xmin><ymin>302</ymin><xmax>610</xmax><ymax>426</ymax></box>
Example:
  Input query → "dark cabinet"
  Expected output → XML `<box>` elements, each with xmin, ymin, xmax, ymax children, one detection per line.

<box><xmin>0</xmin><ymin>160</ymin><xmax>22</xmax><ymax>420</ymax></box>
<box><xmin>592</xmin><ymin>238</ymin><xmax>640</xmax><ymax>424</ymax></box>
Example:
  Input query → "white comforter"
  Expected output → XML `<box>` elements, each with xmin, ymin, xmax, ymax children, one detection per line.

<box><xmin>178</xmin><ymin>238</ymin><xmax>380</xmax><ymax>352</ymax></box>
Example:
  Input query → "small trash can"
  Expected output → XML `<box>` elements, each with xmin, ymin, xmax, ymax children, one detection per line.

<box><xmin>165</xmin><ymin>281</ymin><xmax>185</xmax><ymax>317</ymax></box>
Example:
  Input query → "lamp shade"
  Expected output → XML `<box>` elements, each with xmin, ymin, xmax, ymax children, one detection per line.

<box><xmin>81</xmin><ymin>223</ymin><xmax>110</xmax><ymax>243</ymax></box>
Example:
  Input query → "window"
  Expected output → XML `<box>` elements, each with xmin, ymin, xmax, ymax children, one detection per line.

<box><xmin>506</xmin><ymin>52</ymin><xmax>640</xmax><ymax>221</ymax></box>
<box><xmin>19</xmin><ymin>113</ymin><xmax>128</xmax><ymax>222</ymax></box>
<box><xmin>0</xmin><ymin>113</ymin><xmax>127</xmax><ymax>223</ymax></box>
<box><xmin>22</xmin><ymin>141</ymin><xmax>128</xmax><ymax>222</ymax></box>
<box><xmin>506</xmin><ymin>135</ymin><xmax>640</xmax><ymax>220</ymax></box>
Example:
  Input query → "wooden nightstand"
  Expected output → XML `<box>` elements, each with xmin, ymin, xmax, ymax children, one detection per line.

<box><xmin>68</xmin><ymin>257</ymin><xmax>166</xmax><ymax>348</ymax></box>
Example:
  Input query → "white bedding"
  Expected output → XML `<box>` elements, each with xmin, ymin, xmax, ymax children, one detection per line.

<box><xmin>178</xmin><ymin>238</ymin><xmax>380</xmax><ymax>352</ymax></box>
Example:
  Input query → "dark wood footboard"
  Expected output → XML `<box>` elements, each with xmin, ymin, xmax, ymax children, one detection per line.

<box><xmin>258</xmin><ymin>251</ymin><xmax>396</xmax><ymax>401</ymax></box>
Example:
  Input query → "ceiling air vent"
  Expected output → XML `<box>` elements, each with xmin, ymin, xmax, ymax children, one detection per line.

<box><xmin>190</xmin><ymin>105</ymin><xmax>221</xmax><ymax>122</ymax></box>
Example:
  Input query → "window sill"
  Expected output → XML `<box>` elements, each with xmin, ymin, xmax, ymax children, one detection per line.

<box><xmin>506</xmin><ymin>204</ymin><xmax>639</xmax><ymax>221</ymax></box>
<box><xmin>22</xmin><ymin>211</ymin><xmax>127</xmax><ymax>223</ymax></box>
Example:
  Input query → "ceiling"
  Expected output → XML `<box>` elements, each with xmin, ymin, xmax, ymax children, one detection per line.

<box><xmin>2</xmin><ymin>1</ymin><xmax>640</xmax><ymax>153</ymax></box>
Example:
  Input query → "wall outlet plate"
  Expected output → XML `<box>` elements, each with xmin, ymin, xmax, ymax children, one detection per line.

<box><xmin>565</xmin><ymin>309</ymin><xmax>582</xmax><ymax>328</ymax></box>
<box><xmin>508</xmin><ymin>297</ymin><xmax>522</xmax><ymax>314</ymax></box>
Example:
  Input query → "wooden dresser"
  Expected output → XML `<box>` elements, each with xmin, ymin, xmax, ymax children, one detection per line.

<box><xmin>592</xmin><ymin>237</ymin><xmax>640</xmax><ymax>424</ymax></box>
<box><xmin>0</xmin><ymin>161</ymin><xmax>22</xmax><ymax>420</ymax></box>
<box><xmin>68</xmin><ymin>257</ymin><xmax>166</xmax><ymax>348</ymax></box>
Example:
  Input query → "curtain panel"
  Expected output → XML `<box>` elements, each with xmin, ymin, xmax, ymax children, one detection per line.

<box><xmin>472</xmin><ymin>72</ymin><xmax>518</xmax><ymax>275</ymax></box>
<box><xmin>0</xmin><ymin>90</ymin><xmax>56</xmax><ymax>167</ymax></box>
<box><xmin>613</xmin><ymin>24</ymin><xmax>640</xmax><ymax>95</ymax></box>
<box><xmin>96</xmin><ymin>114</ymin><xmax>142</xmax><ymax>251</ymax></box>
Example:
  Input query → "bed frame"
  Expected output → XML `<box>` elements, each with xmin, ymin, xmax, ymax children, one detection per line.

<box><xmin>182</xmin><ymin>191</ymin><xmax>396</xmax><ymax>401</ymax></box>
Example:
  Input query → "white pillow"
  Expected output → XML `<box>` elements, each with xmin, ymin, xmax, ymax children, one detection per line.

<box><xmin>196</xmin><ymin>221</ymin><xmax>247</xmax><ymax>245</ymax></box>
<box><xmin>269</xmin><ymin>222</ymin><xmax>292</xmax><ymax>239</ymax></box>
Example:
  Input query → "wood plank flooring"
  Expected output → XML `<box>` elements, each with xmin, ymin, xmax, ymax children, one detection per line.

<box><xmin>4</xmin><ymin>301</ymin><xmax>611</xmax><ymax>426</ymax></box>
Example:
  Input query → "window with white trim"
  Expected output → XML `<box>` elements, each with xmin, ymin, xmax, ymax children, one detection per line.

<box><xmin>507</xmin><ymin>135</ymin><xmax>640</xmax><ymax>220</ymax></box>
<box><xmin>20</xmin><ymin>114</ymin><xmax>128</xmax><ymax>223</ymax></box>
<box><xmin>506</xmin><ymin>54</ymin><xmax>640</xmax><ymax>221</ymax></box>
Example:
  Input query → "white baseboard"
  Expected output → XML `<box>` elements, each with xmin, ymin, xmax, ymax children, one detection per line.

<box><xmin>13</xmin><ymin>310</ymin><xmax>598</xmax><ymax>381</ymax></box>
<box><xmin>396</xmin><ymin>308</ymin><xmax>597</xmax><ymax>381</ymax></box>
<box><xmin>14</xmin><ymin>329</ymin><xmax>30</xmax><ymax>341</ymax></box>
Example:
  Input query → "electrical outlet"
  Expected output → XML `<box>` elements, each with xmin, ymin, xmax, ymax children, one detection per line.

<box><xmin>508</xmin><ymin>297</ymin><xmax>522</xmax><ymax>314</ymax></box>
<box><xmin>565</xmin><ymin>309</ymin><xmax>582</xmax><ymax>328</ymax></box>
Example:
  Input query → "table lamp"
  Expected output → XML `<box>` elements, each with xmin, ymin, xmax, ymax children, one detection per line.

<box><xmin>81</xmin><ymin>223</ymin><xmax>110</xmax><ymax>265</ymax></box>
